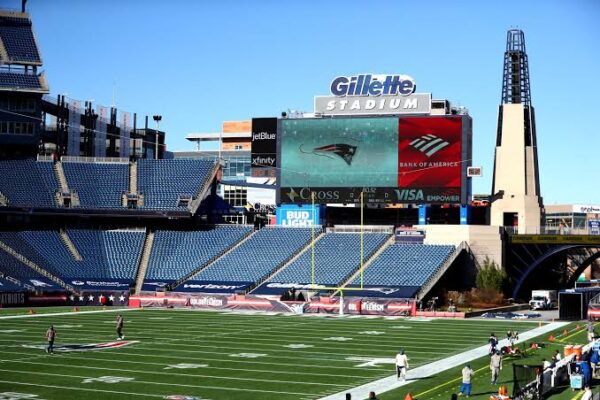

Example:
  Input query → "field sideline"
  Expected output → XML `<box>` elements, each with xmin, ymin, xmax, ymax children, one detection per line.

<box><xmin>0</xmin><ymin>307</ymin><xmax>544</xmax><ymax>400</ymax></box>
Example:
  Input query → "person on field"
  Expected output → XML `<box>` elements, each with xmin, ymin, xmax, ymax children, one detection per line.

<box><xmin>458</xmin><ymin>364</ymin><xmax>474</xmax><ymax>397</ymax></box>
<box><xmin>116</xmin><ymin>314</ymin><xmax>124</xmax><ymax>340</ymax></box>
<box><xmin>45</xmin><ymin>325</ymin><xmax>56</xmax><ymax>354</ymax></box>
<box><xmin>490</xmin><ymin>351</ymin><xmax>502</xmax><ymax>384</ymax></box>
<box><xmin>587</xmin><ymin>320</ymin><xmax>595</xmax><ymax>342</ymax></box>
<box><xmin>395</xmin><ymin>349</ymin><xmax>409</xmax><ymax>380</ymax></box>
<box><xmin>489</xmin><ymin>333</ymin><xmax>499</xmax><ymax>355</ymax></box>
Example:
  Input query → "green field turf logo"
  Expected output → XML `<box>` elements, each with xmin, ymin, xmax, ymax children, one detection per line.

<box><xmin>22</xmin><ymin>340</ymin><xmax>139</xmax><ymax>352</ymax></box>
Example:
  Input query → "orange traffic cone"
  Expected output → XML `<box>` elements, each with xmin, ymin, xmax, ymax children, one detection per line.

<box><xmin>72</xmin><ymin>307</ymin><xmax>79</xmax><ymax>312</ymax></box>
<box><xmin>27</xmin><ymin>309</ymin><xmax>35</xmax><ymax>314</ymax></box>
<box><xmin>563</xmin><ymin>329</ymin><xmax>569</xmax><ymax>335</ymax></box>
<box><xmin>499</xmin><ymin>385</ymin><xmax>508</xmax><ymax>395</ymax></box>
<box><xmin>577</xmin><ymin>324</ymin><xmax>581</xmax><ymax>330</ymax></box>
<box><xmin>548</xmin><ymin>335</ymin><xmax>555</xmax><ymax>342</ymax></box>
<box><xmin>404</xmin><ymin>393</ymin><xmax>414</xmax><ymax>400</ymax></box>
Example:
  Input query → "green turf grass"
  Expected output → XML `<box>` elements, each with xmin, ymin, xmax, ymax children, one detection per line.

<box><xmin>0</xmin><ymin>307</ymin><xmax>544</xmax><ymax>400</ymax></box>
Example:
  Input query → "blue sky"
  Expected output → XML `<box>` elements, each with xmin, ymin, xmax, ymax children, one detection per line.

<box><xmin>18</xmin><ymin>0</ymin><xmax>600</xmax><ymax>204</ymax></box>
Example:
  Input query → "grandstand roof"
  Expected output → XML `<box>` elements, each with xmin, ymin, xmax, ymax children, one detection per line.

<box><xmin>0</xmin><ymin>11</ymin><xmax>42</xmax><ymax>65</ymax></box>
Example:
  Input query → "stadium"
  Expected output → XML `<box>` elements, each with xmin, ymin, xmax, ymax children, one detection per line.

<box><xmin>1</xmin><ymin>2</ymin><xmax>600</xmax><ymax>400</ymax></box>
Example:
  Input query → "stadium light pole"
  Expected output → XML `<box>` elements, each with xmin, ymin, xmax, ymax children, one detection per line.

<box><xmin>152</xmin><ymin>115</ymin><xmax>162</xmax><ymax>160</ymax></box>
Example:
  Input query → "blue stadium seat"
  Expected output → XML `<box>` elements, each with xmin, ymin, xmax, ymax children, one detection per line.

<box><xmin>192</xmin><ymin>227</ymin><xmax>314</xmax><ymax>283</ymax></box>
<box><xmin>62</xmin><ymin>162</ymin><xmax>128</xmax><ymax>209</ymax></box>
<box><xmin>0</xmin><ymin>160</ymin><xmax>57</xmax><ymax>207</ymax></box>
<box><xmin>0</xmin><ymin>72</ymin><xmax>42</xmax><ymax>89</ymax></box>
<box><xmin>271</xmin><ymin>232</ymin><xmax>390</xmax><ymax>286</ymax></box>
<box><xmin>0</xmin><ymin>16</ymin><xmax>42</xmax><ymax>63</ymax></box>
<box><xmin>137</xmin><ymin>159</ymin><xmax>214</xmax><ymax>210</ymax></box>
<box><xmin>145</xmin><ymin>226</ymin><xmax>252</xmax><ymax>280</ymax></box>
<box><xmin>351</xmin><ymin>243</ymin><xmax>455</xmax><ymax>287</ymax></box>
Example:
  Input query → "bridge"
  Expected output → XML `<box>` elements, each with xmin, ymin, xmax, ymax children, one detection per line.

<box><xmin>508</xmin><ymin>234</ymin><xmax>600</xmax><ymax>299</ymax></box>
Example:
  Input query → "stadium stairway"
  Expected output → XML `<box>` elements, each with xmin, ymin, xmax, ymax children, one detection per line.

<box><xmin>53</xmin><ymin>161</ymin><xmax>80</xmax><ymax>207</ymax></box>
<box><xmin>336</xmin><ymin>234</ymin><xmax>396</xmax><ymax>292</ymax></box>
<box><xmin>168</xmin><ymin>227</ymin><xmax>258</xmax><ymax>291</ymax></box>
<box><xmin>416</xmin><ymin>241</ymin><xmax>468</xmax><ymax>299</ymax></box>
<box><xmin>129</xmin><ymin>161</ymin><xmax>138</xmax><ymax>194</ymax></box>
<box><xmin>59</xmin><ymin>229</ymin><xmax>82</xmax><ymax>261</ymax></box>
<box><xmin>0</xmin><ymin>239</ymin><xmax>76</xmax><ymax>293</ymax></box>
<box><xmin>134</xmin><ymin>230</ymin><xmax>155</xmax><ymax>294</ymax></box>
<box><xmin>188</xmin><ymin>161</ymin><xmax>220</xmax><ymax>214</ymax></box>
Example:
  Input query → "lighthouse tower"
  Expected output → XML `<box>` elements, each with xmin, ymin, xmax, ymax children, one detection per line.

<box><xmin>490</xmin><ymin>29</ymin><xmax>543</xmax><ymax>233</ymax></box>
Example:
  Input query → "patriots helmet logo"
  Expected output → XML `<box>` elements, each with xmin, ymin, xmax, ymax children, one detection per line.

<box><xmin>312</xmin><ymin>143</ymin><xmax>357</xmax><ymax>165</ymax></box>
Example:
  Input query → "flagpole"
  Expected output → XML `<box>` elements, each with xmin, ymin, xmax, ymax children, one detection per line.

<box><xmin>360</xmin><ymin>190</ymin><xmax>364</xmax><ymax>289</ymax></box>
<box><xmin>311</xmin><ymin>191</ymin><xmax>316</xmax><ymax>288</ymax></box>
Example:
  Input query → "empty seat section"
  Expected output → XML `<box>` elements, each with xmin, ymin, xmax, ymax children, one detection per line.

<box><xmin>0</xmin><ymin>240</ymin><xmax>49</xmax><ymax>280</ymax></box>
<box><xmin>145</xmin><ymin>226</ymin><xmax>252</xmax><ymax>280</ymax></box>
<box><xmin>137</xmin><ymin>159</ymin><xmax>214</xmax><ymax>210</ymax></box>
<box><xmin>351</xmin><ymin>244</ymin><xmax>455</xmax><ymax>287</ymax></box>
<box><xmin>272</xmin><ymin>232</ymin><xmax>389</xmax><ymax>286</ymax></box>
<box><xmin>0</xmin><ymin>71</ymin><xmax>42</xmax><ymax>89</ymax></box>
<box><xmin>0</xmin><ymin>16</ymin><xmax>41</xmax><ymax>63</ymax></box>
<box><xmin>193</xmin><ymin>227</ymin><xmax>313</xmax><ymax>283</ymax></box>
<box><xmin>0</xmin><ymin>231</ymin><xmax>61</xmax><ymax>276</ymax></box>
<box><xmin>68</xmin><ymin>230</ymin><xmax>145</xmax><ymax>280</ymax></box>
<box><xmin>0</xmin><ymin>160</ymin><xmax>58</xmax><ymax>207</ymax></box>
<box><xmin>62</xmin><ymin>162</ymin><xmax>128</xmax><ymax>208</ymax></box>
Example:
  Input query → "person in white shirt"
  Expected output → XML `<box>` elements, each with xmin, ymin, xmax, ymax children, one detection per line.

<box><xmin>395</xmin><ymin>349</ymin><xmax>409</xmax><ymax>380</ymax></box>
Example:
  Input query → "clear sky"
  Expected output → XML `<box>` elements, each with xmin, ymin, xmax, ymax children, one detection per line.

<box><xmin>16</xmin><ymin>0</ymin><xmax>600</xmax><ymax>205</ymax></box>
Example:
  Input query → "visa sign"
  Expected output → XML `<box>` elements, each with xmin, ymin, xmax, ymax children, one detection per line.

<box><xmin>276</xmin><ymin>205</ymin><xmax>320</xmax><ymax>227</ymax></box>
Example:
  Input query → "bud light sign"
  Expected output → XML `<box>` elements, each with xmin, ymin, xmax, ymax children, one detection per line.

<box><xmin>276</xmin><ymin>204</ymin><xmax>321</xmax><ymax>227</ymax></box>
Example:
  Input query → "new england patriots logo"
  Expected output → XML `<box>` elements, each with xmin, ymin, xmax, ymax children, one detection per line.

<box><xmin>23</xmin><ymin>340</ymin><xmax>139</xmax><ymax>352</ymax></box>
<box><xmin>311</xmin><ymin>143</ymin><xmax>357</xmax><ymax>165</ymax></box>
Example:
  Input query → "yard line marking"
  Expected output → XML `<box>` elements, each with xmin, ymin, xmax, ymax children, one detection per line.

<box><xmin>0</xmin><ymin>369</ymin><xmax>316</xmax><ymax>396</ymax></box>
<box><xmin>0</xmin><ymin>380</ymin><xmax>164</xmax><ymax>398</ymax></box>
<box><xmin>0</xmin><ymin>308</ymin><xmax>136</xmax><ymax>320</ymax></box>
<box><xmin>0</xmin><ymin>360</ymin><xmax>349</xmax><ymax>387</ymax></box>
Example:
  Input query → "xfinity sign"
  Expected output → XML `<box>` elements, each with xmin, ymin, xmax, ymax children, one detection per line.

<box><xmin>330</xmin><ymin>74</ymin><xmax>416</xmax><ymax>97</ymax></box>
<box><xmin>316</xmin><ymin>74</ymin><xmax>430</xmax><ymax>116</ymax></box>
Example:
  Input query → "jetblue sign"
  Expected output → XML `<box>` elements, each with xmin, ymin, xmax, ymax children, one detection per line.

<box><xmin>276</xmin><ymin>204</ymin><xmax>320</xmax><ymax>227</ymax></box>
<box><xmin>315</xmin><ymin>73</ymin><xmax>430</xmax><ymax>116</ymax></box>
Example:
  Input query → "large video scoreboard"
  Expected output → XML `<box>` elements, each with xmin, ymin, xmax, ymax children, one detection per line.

<box><xmin>276</xmin><ymin>115</ymin><xmax>472</xmax><ymax>205</ymax></box>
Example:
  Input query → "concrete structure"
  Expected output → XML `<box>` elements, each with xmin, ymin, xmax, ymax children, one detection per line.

<box><xmin>491</xmin><ymin>30</ymin><xmax>543</xmax><ymax>233</ymax></box>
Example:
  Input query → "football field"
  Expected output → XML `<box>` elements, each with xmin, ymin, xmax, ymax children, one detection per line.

<box><xmin>0</xmin><ymin>308</ymin><xmax>542</xmax><ymax>400</ymax></box>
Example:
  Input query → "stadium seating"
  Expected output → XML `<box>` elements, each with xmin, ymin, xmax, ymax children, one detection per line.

<box><xmin>145</xmin><ymin>226</ymin><xmax>252</xmax><ymax>280</ymax></box>
<box><xmin>0</xmin><ymin>160</ymin><xmax>58</xmax><ymax>208</ymax></box>
<box><xmin>271</xmin><ymin>232</ymin><xmax>390</xmax><ymax>286</ymax></box>
<box><xmin>62</xmin><ymin>162</ymin><xmax>128</xmax><ymax>209</ymax></box>
<box><xmin>0</xmin><ymin>71</ymin><xmax>42</xmax><ymax>89</ymax></box>
<box><xmin>191</xmin><ymin>227</ymin><xmax>314</xmax><ymax>283</ymax></box>
<box><xmin>351</xmin><ymin>243</ymin><xmax>455</xmax><ymax>287</ymax></box>
<box><xmin>137</xmin><ymin>159</ymin><xmax>214</xmax><ymax>210</ymax></box>
<box><xmin>0</xmin><ymin>230</ymin><xmax>144</xmax><ymax>281</ymax></box>
<box><xmin>0</xmin><ymin>16</ymin><xmax>41</xmax><ymax>63</ymax></box>
<box><xmin>67</xmin><ymin>230</ymin><xmax>145</xmax><ymax>279</ymax></box>
<box><xmin>0</xmin><ymin>277</ymin><xmax>25</xmax><ymax>292</ymax></box>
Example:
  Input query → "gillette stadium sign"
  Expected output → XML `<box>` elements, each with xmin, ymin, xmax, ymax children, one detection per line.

<box><xmin>314</xmin><ymin>74</ymin><xmax>431</xmax><ymax>116</ymax></box>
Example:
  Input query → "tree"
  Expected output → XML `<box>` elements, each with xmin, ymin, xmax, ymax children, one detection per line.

<box><xmin>476</xmin><ymin>257</ymin><xmax>507</xmax><ymax>292</ymax></box>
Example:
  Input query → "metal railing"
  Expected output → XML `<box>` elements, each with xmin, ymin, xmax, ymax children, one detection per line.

<box><xmin>505</xmin><ymin>226</ymin><xmax>594</xmax><ymax>235</ymax></box>
<box><xmin>60</xmin><ymin>156</ymin><xmax>129</xmax><ymax>164</ymax></box>
<box><xmin>330</xmin><ymin>225</ymin><xmax>395</xmax><ymax>234</ymax></box>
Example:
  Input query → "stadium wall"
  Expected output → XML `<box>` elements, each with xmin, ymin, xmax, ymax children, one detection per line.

<box><xmin>417</xmin><ymin>224</ymin><xmax>504</xmax><ymax>268</ymax></box>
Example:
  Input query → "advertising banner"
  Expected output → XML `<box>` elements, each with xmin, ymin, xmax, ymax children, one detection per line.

<box><xmin>253</xmin><ymin>281</ymin><xmax>329</xmax><ymax>295</ymax></box>
<box><xmin>67</xmin><ymin>100</ymin><xmax>81</xmax><ymax>156</ymax></box>
<box><xmin>588</xmin><ymin>220</ymin><xmax>600</xmax><ymax>235</ymax></box>
<box><xmin>120</xmin><ymin>111</ymin><xmax>131</xmax><ymax>158</ymax></box>
<box><xmin>0</xmin><ymin>292</ymin><xmax>27</xmax><ymax>306</ymax></box>
<box><xmin>251</xmin><ymin>118</ymin><xmax>277</xmax><ymax>177</ymax></box>
<box><xmin>68</xmin><ymin>278</ymin><xmax>132</xmax><ymax>291</ymax></box>
<box><xmin>25</xmin><ymin>277</ymin><xmax>62</xmax><ymax>291</ymax></box>
<box><xmin>95</xmin><ymin>105</ymin><xmax>108</xmax><ymax>157</ymax></box>
<box><xmin>395</xmin><ymin>226</ymin><xmax>425</xmax><ymax>244</ymax></box>
<box><xmin>68</xmin><ymin>291</ymin><xmax>129</xmax><ymax>306</ymax></box>
<box><xmin>174</xmin><ymin>280</ymin><xmax>253</xmax><ymax>293</ymax></box>
<box><xmin>141</xmin><ymin>280</ymin><xmax>173</xmax><ymax>292</ymax></box>
<box><xmin>397</xmin><ymin>116</ymin><xmax>463</xmax><ymax>202</ymax></box>
<box><xmin>275</xmin><ymin>204</ymin><xmax>320</xmax><ymax>227</ymax></box>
